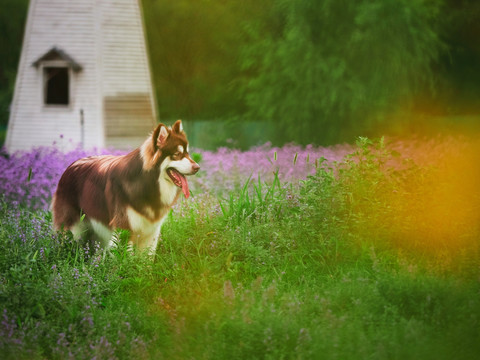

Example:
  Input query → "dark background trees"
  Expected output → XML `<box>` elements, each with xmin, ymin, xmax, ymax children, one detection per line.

<box><xmin>0</xmin><ymin>0</ymin><xmax>29</xmax><ymax>134</ymax></box>
<box><xmin>1</xmin><ymin>0</ymin><xmax>479</xmax><ymax>146</ymax></box>
<box><xmin>240</xmin><ymin>0</ymin><xmax>446</xmax><ymax>143</ymax></box>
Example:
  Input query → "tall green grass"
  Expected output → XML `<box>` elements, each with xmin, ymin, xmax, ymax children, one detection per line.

<box><xmin>1</xmin><ymin>138</ymin><xmax>479</xmax><ymax>359</ymax></box>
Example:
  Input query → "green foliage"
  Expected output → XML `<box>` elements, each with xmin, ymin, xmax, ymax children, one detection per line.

<box><xmin>0</xmin><ymin>201</ymin><xmax>166</xmax><ymax>358</ymax></box>
<box><xmin>141</xmin><ymin>0</ymin><xmax>260</xmax><ymax>120</ymax></box>
<box><xmin>241</xmin><ymin>0</ymin><xmax>445</xmax><ymax>144</ymax></box>
<box><xmin>0</xmin><ymin>0</ymin><xmax>29</xmax><ymax>127</ymax></box>
<box><xmin>439</xmin><ymin>0</ymin><xmax>480</xmax><ymax>110</ymax></box>
<box><xmin>219</xmin><ymin>171</ymin><xmax>289</xmax><ymax>227</ymax></box>
<box><xmin>2</xmin><ymin>140</ymin><xmax>480</xmax><ymax>358</ymax></box>
<box><xmin>300</xmin><ymin>136</ymin><xmax>480</xmax><ymax>262</ymax></box>
<box><xmin>190</xmin><ymin>151</ymin><xmax>202</xmax><ymax>164</ymax></box>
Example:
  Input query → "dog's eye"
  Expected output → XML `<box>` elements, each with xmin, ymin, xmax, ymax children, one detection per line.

<box><xmin>173</xmin><ymin>152</ymin><xmax>182</xmax><ymax>159</ymax></box>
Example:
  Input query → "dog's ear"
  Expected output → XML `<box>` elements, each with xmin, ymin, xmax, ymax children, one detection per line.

<box><xmin>153</xmin><ymin>123</ymin><xmax>169</xmax><ymax>148</ymax></box>
<box><xmin>172</xmin><ymin>119</ymin><xmax>183</xmax><ymax>134</ymax></box>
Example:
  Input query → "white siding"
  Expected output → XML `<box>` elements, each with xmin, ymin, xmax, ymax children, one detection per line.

<box><xmin>100</xmin><ymin>0</ymin><xmax>156</xmax><ymax>149</ymax></box>
<box><xmin>6</xmin><ymin>0</ymin><xmax>157</xmax><ymax>152</ymax></box>
<box><xmin>6</xmin><ymin>0</ymin><xmax>102</xmax><ymax>152</ymax></box>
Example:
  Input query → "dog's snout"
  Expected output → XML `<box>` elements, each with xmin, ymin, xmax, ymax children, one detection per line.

<box><xmin>192</xmin><ymin>163</ymin><xmax>200</xmax><ymax>174</ymax></box>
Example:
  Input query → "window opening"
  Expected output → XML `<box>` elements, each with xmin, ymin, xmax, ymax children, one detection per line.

<box><xmin>44</xmin><ymin>67</ymin><xmax>69</xmax><ymax>105</ymax></box>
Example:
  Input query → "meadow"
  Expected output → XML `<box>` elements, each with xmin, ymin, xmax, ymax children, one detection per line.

<box><xmin>1</xmin><ymin>136</ymin><xmax>479</xmax><ymax>359</ymax></box>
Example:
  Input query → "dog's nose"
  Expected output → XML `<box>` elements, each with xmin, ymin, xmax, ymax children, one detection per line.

<box><xmin>192</xmin><ymin>163</ymin><xmax>200</xmax><ymax>174</ymax></box>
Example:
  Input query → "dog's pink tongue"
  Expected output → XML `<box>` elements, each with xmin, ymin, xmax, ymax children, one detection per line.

<box><xmin>179</xmin><ymin>174</ymin><xmax>190</xmax><ymax>199</ymax></box>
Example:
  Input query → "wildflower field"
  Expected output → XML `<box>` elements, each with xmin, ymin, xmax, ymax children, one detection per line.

<box><xmin>1</xmin><ymin>136</ymin><xmax>480</xmax><ymax>359</ymax></box>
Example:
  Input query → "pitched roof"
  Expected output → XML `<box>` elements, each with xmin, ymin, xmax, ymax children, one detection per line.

<box><xmin>32</xmin><ymin>47</ymin><xmax>82</xmax><ymax>71</ymax></box>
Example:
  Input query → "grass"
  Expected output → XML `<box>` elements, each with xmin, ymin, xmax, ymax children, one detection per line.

<box><xmin>1</xmin><ymin>137</ymin><xmax>479</xmax><ymax>359</ymax></box>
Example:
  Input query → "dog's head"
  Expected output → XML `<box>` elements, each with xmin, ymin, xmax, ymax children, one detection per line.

<box><xmin>141</xmin><ymin>120</ymin><xmax>199</xmax><ymax>198</ymax></box>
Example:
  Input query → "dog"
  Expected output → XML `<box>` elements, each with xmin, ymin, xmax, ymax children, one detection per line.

<box><xmin>51</xmin><ymin>120</ymin><xmax>199</xmax><ymax>254</ymax></box>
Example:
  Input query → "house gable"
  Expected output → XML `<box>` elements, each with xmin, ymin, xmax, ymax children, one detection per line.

<box><xmin>32</xmin><ymin>47</ymin><xmax>82</xmax><ymax>72</ymax></box>
<box><xmin>6</xmin><ymin>0</ymin><xmax>157</xmax><ymax>153</ymax></box>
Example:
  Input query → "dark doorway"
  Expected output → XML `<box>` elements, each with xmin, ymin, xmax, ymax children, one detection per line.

<box><xmin>44</xmin><ymin>67</ymin><xmax>69</xmax><ymax>105</ymax></box>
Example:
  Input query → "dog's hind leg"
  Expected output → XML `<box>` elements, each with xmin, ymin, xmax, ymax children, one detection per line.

<box><xmin>70</xmin><ymin>220</ymin><xmax>89</xmax><ymax>241</ymax></box>
<box><xmin>51</xmin><ymin>193</ymin><xmax>80</xmax><ymax>231</ymax></box>
<box><xmin>90</xmin><ymin>219</ymin><xmax>114</xmax><ymax>249</ymax></box>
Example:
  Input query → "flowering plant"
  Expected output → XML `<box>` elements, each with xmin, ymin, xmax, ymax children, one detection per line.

<box><xmin>0</xmin><ymin>142</ymin><xmax>353</xmax><ymax>209</ymax></box>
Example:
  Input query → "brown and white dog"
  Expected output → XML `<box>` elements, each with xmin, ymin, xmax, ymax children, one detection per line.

<box><xmin>51</xmin><ymin>120</ymin><xmax>199</xmax><ymax>254</ymax></box>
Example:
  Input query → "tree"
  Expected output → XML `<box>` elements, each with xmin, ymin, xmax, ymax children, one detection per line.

<box><xmin>241</xmin><ymin>0</ymin><xmax>445</xmax><ymax>145</ymax></box>
<box><xmin>0</xmin><ymin>0</ymin><xmax>29</xmax><ymax>128</ymax></box>
<box><xmin>141</xmin><ymin>0</ymin><xmax>260</xmax><ymax>120</ymax></box>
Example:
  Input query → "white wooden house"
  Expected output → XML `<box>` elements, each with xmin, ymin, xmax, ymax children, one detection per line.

<box><xmin>5</xmin><ymin>0</ymin><xmax>157</xmax><ymax>152</ymax></box>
